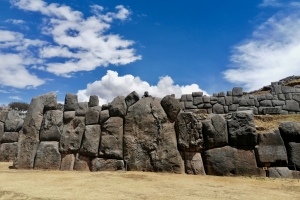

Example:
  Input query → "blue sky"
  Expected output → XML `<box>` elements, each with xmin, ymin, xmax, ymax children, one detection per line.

<box><xmin>1</xmin><ymin>0</ymin><xmax>300</xmax><ymax>105</ymax></box>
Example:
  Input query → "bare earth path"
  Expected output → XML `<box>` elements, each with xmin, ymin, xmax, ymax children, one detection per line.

<box><xmin>0</xmin><ymin>163</ymin><xmax>299</xmax><ymax>200</ymax></box>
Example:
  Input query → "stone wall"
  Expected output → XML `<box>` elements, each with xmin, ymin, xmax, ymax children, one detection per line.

<box><xmin>0</xmin><ymin>109</ymin><xmax>24</xmax><ymax>162</ymax></box>
<box><xmin>8</xmin><ymin>90</ymin><xmax>300</xmax><ymax>179</ymax></box>
<box><xmin>180</xmin><ymin>83</ymin><xmax>300</xmax><ymax>115</ymax></box>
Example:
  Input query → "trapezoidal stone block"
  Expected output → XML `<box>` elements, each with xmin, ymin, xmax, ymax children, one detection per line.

<box><xmin>60</xmin><ymin>117</ymin><xmax>85</xmax><ymax>153</ymax></box>
<box><xmin>1</xmin><ymin>132</ymin><xmax>18</xmax><ymax>143</ymax></box>
<box><xmin>279</xmin><ymin>121</ymin><xmax>300</xmax><ymax>142</ymax></box>
<box><xmin>175</xmin><ymin>112</ymin><xmax>204</xmax><ymax>152</ymax></box>
<box><xmin>85</xmin><ymin>106</ymin><xmax>101</xmax><ymax>125</ymax></box>
<box><xmin>255</xmin><ymin>130</ymin><xmax>288</xmax><ymax>167</ymax></box>
<box><xmin>161</xmin><ymin>95</ymin><xmax>182</xmax><ymax>122</ymax></box>
<box><xmin>40</xmin><ymin>110</ymin><xmax>63</xmax><ymax>141</ymax></box>
<box><xmin>34</xmin><ymin>141</ymin><xmax>61</xmax><ymax>170</ymax></box>
<box><xmin>64</xmin><ymin>93</ymin><xmax>78</xmax><ymax>111</ymax></box>
<box><xmin>286</xmin><ymin>142</ymin><xmax>300</xmax><ymax>167</ymax></box>
<box><xmin>202</xmin><ymin>146</ymin><xmax>265</xmax><ymax>177</ymax></box>
<box><xmin>73</xmin><ymin>154</ymin><xmax>92</xmax><ymax>171</ymax></box>
<box><xmin>108</xmin><ymin>96</ymin><xmax>127</xmax><ymax>117</ymax></box>
<box><xmin>184</xmin><ymin>152</ymin><xmax>206</xmax><ymax>175</ymax></box>
<box><xmin>124</xmin><ymin>97</ymin><xmax>184</xmax><ymax>173</ymax></box>
<box><xmin>4</xmin><ymin>110</ymin><xmax>23</xmax><ymax>132</ymax></box>
<box><xmin>79</xmin><ymin>125</ymin><xmax>101</xmax><ymax>157</ymax></box>
<box><xmin>125</xmin><ymin>91</ymin><xmax>140</xmax><ymax>107</ymax></box>
<box><xmin>99</xmin><ymin>117</ymin><xmax>123</xmax><ymax>159</ymax></box>
<box><xmin>202</xmin><ymin>114</ymin><xmax>228</xmax><ymax>149</ymax></box>
<box><xmin>91</xmin><ymin>158</ymin><xmax>124</xmax><ymax>171</ymax></box>
<box><xmin>227</xmin><ymin>112</ymin><xmax>257</xmax><ymax>147</ymax></box>
<box><xmin>0</xmin><ymin>142</ymin><xmax>17</xmax><ymax>162</ymax></box>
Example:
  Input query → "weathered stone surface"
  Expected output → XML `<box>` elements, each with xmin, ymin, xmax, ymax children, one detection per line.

<box><xmin>184</xmin><ymin>152</ymin><xmax>205</xmax><ymax>175</ymax></box>
<box><xmin>85</xmin><ymin>106</ymin><xmax>101</xmax><ymax>125</ymax></box>
<box><xmin>64</xmin><ymin>93</ymin><xmax>78</xmax><ymax>111</ymax></box>
<box><xmin>279</xmin><ymin>121</ymin><xmax>300</xmax><ymax>142</ymax></box>
<box><xmin>60</xmin><ymin>117</ymin><xmax>85</xmax><ymax>152</ymax></box>
<box><xmin>193</xmin><ymin>97</ymin><xmax>203</xmax><ymax>105</ymax></box>
<box><xmin>202</xmin><ymin>146</ymin><xmax>264</xmax><ymax>176</ymax></box>
<box><xmin>184</xmin><ymin>101</ymin><xmax>197</xmax><ymax>109</ymax></box>
<box><xmin>266</xmin><ymin>94</ymin><xmax>273</xmax><ymax>100</ymax></box>
<box><xmin>228</xmin><ymin>104</ymin><xmax>238</xmax><ymax>111</ymax></box>
<box><xmin>14</xmin><ymin>93</ymin><xmax>50</xmax><ymax>169</ymax></box>
<box><xmin>0</xmin><ymin>122</ymin><xmax>3</xmax><ymax>142</ymax></box>
<box><xmin>1</xmin><ymin>132</ymin><xmax>18</xmax><ymax>143</ymax></box>
<box><xmin>99</xmin><ymin>117</ymin><xmax>123</xmax><ymax>159</ymax></box>
<box><xmin>91</xmin><ymin>158</ymin><xmax>124</xmax><ymax>171</ymax></box>
<box><xmin>217</xmin><ymin>97</ymin><xmax>225</xmax><ymax>105</ymax></box>
<box><xmin>88</xmin><ymin>95</ymin><xmax>99</xmax><ymax>107</ymax></box>
<box><xmin>40</xmin><ymin>110</ymin><xmax>63</xmax><ymax>141</ymax></box>
<box><xmin>125</xmin><ymin>91</ymin><xmax>140</xmax><ymax>107</ymax></box>
<box><xmin>212</xmin><ymin>103</ymin><xmax>224</xmax><ymax>114</ymax></box>
<box><xmin>202</xmin><ymin>96</ymin><xmax>210</xmax><ymax>103</ymax></box>
<box><xmin>232</xmin><ymin>87</ymin><xmax>243</xmax><ymax>96</ymax></box>
<box><xmin>282</xmin><ymin>86</ymin><xmax>295</xmax><ymax>93</ymax></box>
<box><xmin>202</xmin><ymin>114</ymin><xmax>228</xmax><ymax>149</ymax></box>
<box><xmin>43</xmin><ymin>92</ymin><xmax>57</xmax><ymax>111</ymax></box>
<box><xmin>186</xmin><ymin>94</ymin><xmax>193</xmax><ymax>101</ymax></box>
<box><xmin>60</xmin><ymin>153</ymin><xmax>75</xmax><ymax>171</ymax></box>
<box><xmin>73</xmin><ymin>154</ymin><xmax>91</xmax><ymax>171</ymax></box>
<box><xmin>63</xmin><ymin>111</ymin><xmax>75</xmax><ymax>122</ymax></box>
<box><xmin>262</xmin><ymin>107</ymin><xmax>281</xmax><ymax>115</ymax></box>
<box><xmin>0</xmin><ymin>110</ymin><xmax>8</xmax><ymax>123</ymax></box>
<box><xmin>227</xmin><ymin>112</ymin><xmax>257</xmax><ymax>146</ymax></box>
<box><xmin>227</xmin><ymin>91</ymin><xmax>232</xmax><ymax>96</ymax></box>
<box><xmin>272</xmin><ymin>100</ymin><xmax>285</xmax><ymax>106</ymax></box>
<box><xmin>0</xmin><ymin>142</ymin><xmax>17</xmax><ymax>162</ymax></box>
<box><xmin>124</xmin><ymin>97</ymin><xmax>184</xmax><ymax>173</ymax></box>
<box><xmin>192</xmin><ymin>92</ymin><xmax>203</xmax><ymax>97</ymax></box>
<box><xmin>4</xmin><ymin>110</ymin><xmax>23</xmax><ymax>132</ymax></box>
<box><xmin>284</xmin><ymin>100</ymin><xmax>300</xmax><ymax>111</ymax></box>
<box><xmin>272</xmin><ymin>85</ymin><xmax>282</xmax><ymax>94</ymax></box>
<box><xmin>161</xmin><ymin>95</ymin><xmax>182</xmax><ymax>122</ymax></box>
<box><xmin>278</xmin><ymin>94</ymin><xmax>285</xmax><ymax>101</ymax></box>
<box><xmin>80</xmin><ymin>125</ymin><xmax>101</xmax><ymax>157</ymax></box>
<box><xmin>293</xmin><ymin>93</ymin><xmax>300</xmax><ymax>102</ymax></box>
<box><xmin>75</xmin><ymin>102</ymin><xmax>88</xmax><ymax>116</ymax></box>
<box><xmin>99</xmin><ymin>110</ymin><xmax>110</xmax><ymax>125</ymax></box>
<box><xmin>239</xmin><ymin>99</ymin><xmax>255</xmax><ymax>106</ymax></box>
<box><xmin>286</xmin><ymin>142</ymin><xmax>300</xmax><ymax>167</ymax></box>
<box><xmin>34</xmin><ymin>141</ymin><xmax>61</xmax><ymax>170</ymax></box>
<box><xmin>175</xmin><ymin>112</ymin><xmax>203</xmax><ymax>152</ymax></box>
<box><xmin>268</xmin><ymin>167</ymin><xmax>299</xmax><ymax>179</ymax></box>
<box><xmin>255</xmin><ymin>130</ymin><xmax>287</xmax><ymax>166</ymax></box>
<box><xmin>109</xmin><ymin>96</ymin><xmax>127</xmax><ymax>117</ymax></box>
<box><xmin>225</xmin><ymin>96</ymin><xmax>233</xmax><ymax>106</ymax></box>
<box><xmin>260</xmin><ymin>100</ymin><xmax>272</xmax><ymax>107</ymax></box>
<box><xmin>256</xmin><ymin>94</ymin><xmax>266</xmax><ymax>101</ymax></box>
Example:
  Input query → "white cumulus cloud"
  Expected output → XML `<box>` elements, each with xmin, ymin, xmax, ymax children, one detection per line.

<box><xmin>223</xmin><ymin>8</ymin><xmax>300</xmax><ymax>91</ymax></box>
<box><xmin>11</xmin><ymin>0</ymin><xmax>141</xmax><ymax>77</ymax></box>
<box><xmin>77</xmin><ymin>70</ymin><xmax>209</xmax><ymax>104</ymax></box>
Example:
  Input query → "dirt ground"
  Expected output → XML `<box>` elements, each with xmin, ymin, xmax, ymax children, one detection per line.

<box><xmin>0</xmin><ymin>163</ymin><xmax>300</xmax><ymax>200</ymax></box>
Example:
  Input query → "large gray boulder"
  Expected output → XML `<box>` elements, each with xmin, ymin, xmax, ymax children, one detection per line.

<box><xmin>212</xmin><ymin>103</ymin><xmax>224</xmax><ymax>114</ymax></box>
<box><xmin>0</xmin><ymin>142</ymin><xmax>17</xmax><ymax>162</ymax></box>
<box><xmin>80</xmin><ymin>125</ymin><xmax>101</xmax><ymax>157</ymax></box>
<box><xmin>255</xmin><ymin>130</ymin><xmax>288</xmax><ymax>166</ymax></box>
<box><xmin>125</xmin><ymin>91</ymin><xmax>140</xmax><ymax>107</ymax></box>
<box><xmin>88</xmin><ymin>95</ymin><xmax>99</xmax><ymax>107</ymax></box>
<box><xmin>0</xmin><ymin>110</ymin><xmax>8</xmax><ymax>122</ymax></box>
<box><xmin>268</xmin><ymin>167</ymin><xmax>299</xmax><ymax>179</ymax></box>
<box><xmin>124</xmin><ymin>97</ymin><xmax>184</xmax><ymax>173</ymax></box>
<box><xmin>4</xmin><ymin>110</ymin><xmax>23</xmax><ymax>132</ymax></box>
<box><xmin>91</xmin><ymin>158</ymin><xmax>124</xmax><ymax>171</ymax></box>
<box><xmin>202</xmin><ymin>114</ymin><xmax>228</xmax><ymax>149</ymax></box>
<box><xmin>64</xmin><ymin>93</ymin><xmax>78</xmax><ymax>111</ymax></box>
<box><xmin>284</xmin><ymin>100</ymin><xmax>300</xmax><ymax>111</ymax></box>
<box><xmin>227</xmin><ymin>112</ymin><xmax>257</xmax><ymax>147</ymax></box>
<box><xmin>40</xmin><ymin>110</ymin><xmax>63</xmax><ymax>141</ymax></box>
<box><xmin>202</xmin><ymin>146</ymin><xmax>265</xmax><ymax>176</ymax></box>
<box><xmin>85</xmin><ymin>106</ymin><xmax>101</xmax><ymax>125</ymax></box>
<box><xmin>286</xmin><ymin>142</ymin><xmax>300</xmax><ymax>167</ymax></box>
<box><xmin>60</xmin><ymin>117</ymin><xmax>85</xmax><ymax>152</ymax></box>
<box><xmin>175</xmin><ymin>112</ymin><xmax>204</xmax><ymax>152</ymax></box>
<box><xmin>1</xmin><ymin>132</ymin><xmax>18</xmax><ymax>143</ymax></box>
<box><xmin>161</xmin><ymin>95</ymin><xmax>182</xmax><ymax>122</ymax></box>
<box><xmin>99</xmin><ymin>110</ymin><xmax>110</xmax><ymax>125</ymax></box>
<box><xmin>184</xmin><ymin>152</ymin><xmax>206</xmax><ymax>175</ymax></box>
<box><xmin>14</xmin><ymin>93</ymin><xmax>56</xmax><ymax>169</ymax></box>
<box><xmin>75</xmin><ymin>102</ymin><xmax>88</xmax><ymax>116</ymax></box>
<box><xmin>99</xmin><ymin>117</ymin><xmax>123</xmax><ymax>159</ymax></box>
<box><xmin>108</xmin><ymin>96</ymin><xmax>127</xmax><ymax>117</ymax></box>
<box><xmin>34</xmin><ymin>141</ymin><xmax>61</xmax><ymax>170</ymax></box>
<box><xmin>279</xmin><ymin>121</ymin><xmax>300</xmax><ymax>142</ymax></box>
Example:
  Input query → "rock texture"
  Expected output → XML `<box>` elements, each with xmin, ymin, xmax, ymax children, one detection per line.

<box><xmin>184</xmin><ymin>152</ymin><xmax>205</xmax><ymax>175</ymax></box>
<box><xmin>268</xmin><ymin>167</ymin><xmax>299</xmax><ymax>179</ymax></box>
<box><xmin>99</xmin><ymin>117</ymin><xmax>123</xmax><ymax>159</ymax></box>
<box><xmin>203</xmin><ymin>146</ymin><xmax>264</xmax><ymax>176</ymax></box>
<box><xmin>60</xmin><ymin>153</ymin><xmax>75</xmax><ymax>171</ymax></box>
<box><xmin>0</xmin><ymin>142</ymin><xmax>17</xmax><ymax>162</ymax></box>
<box><xmin>40</xmin><ymin>110</ymin><xmax>63</xmax><ymax>141</ymax></box>
<box><xmin>175</xmin><ymin>112</ymin><xmax>203</xmax><ymax>152</ymax></box>
<box><xmin>80</xmin><ymin>125</ymin><xmax>101</xmax><ymax>157</ymax></box>
<box><xmin>279</xmin><ymin>121</ymin><xmax>300</xmax><ymax>142</ymax></box>
<box><xmin>161</xmin><ymin>95</ymin><xmax>182</xmax><ymax>122</ymax></box>
<box><xmin>109</xmin><ymin>96</ymin><xmax>127</xmax><ymax>117</ymax></box>
<box><xmin>34</xmin><ymin>141</ymin><xmax>61</xmax><ymax>170</ymax></box>
<box><xmin>124</xmin><ymin>97</ymin><xmax>184</xmax><ymax>173</ymax></box>
<box><xmin>202</xmin><ymin>114</ymin><xmax>228</xmax><ymax>149</ymax></box>
<box><xmin>91</xmin><ymin>158</ymin><xmax>124</xmax><ymax>171</ymax></box>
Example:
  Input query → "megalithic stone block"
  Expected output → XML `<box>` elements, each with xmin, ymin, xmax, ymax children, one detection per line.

<box><xmin>40</xmin><ymin>110</ymin><xmax>63</xmax><ymax>141</ymax></box>
<box><xmin>4</xmin><ymin>110</ymin><xmax>23</xmax><ymax>132</ymax></box>
<box><xmin>80</xmin><ymin>125</ymin><xmax>101</xmax><ymax>157</ymax></box>
<box><xmin>34</xmin><ymin>141</ymin><xmax>61</xmax><ymax>170</ymax></box>
<box><xmin>161</xmin><ymin>95</ymin><xmax>182</xmax><ymax>122</ymax></box>
<box><xmin>91</xmin><ymin>158</ymin><xmax>124</xmax><ymax>171</ymax></box>
<box><xmin>0</xmin><ymin>142</ymin><xmax>17</xmax><ymax>162</ymax></box>
<box><xmin>60</xmin><ymin>154</ymin><xmax>75</xmax><ymax>171</ymax></box>
<box><xmin>184</xmin><ymin>152</ymin><xmax>206</xmax><ymax>175</ymax></box>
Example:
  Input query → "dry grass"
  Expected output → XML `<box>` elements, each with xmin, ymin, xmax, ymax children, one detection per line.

<box><xmin>0</xmin><ymin>162</ymin><xmax>300</xmax><ymax>200</ymax></box>
<box><xmin>284</xmin><ymin>79</ymin><xmax>300</xmax><ymax>87</ymax></box>
<box><xmin>254</xmin><ymin>114</ymin><xmax>300</xmax><ymax>133</ymax></box>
